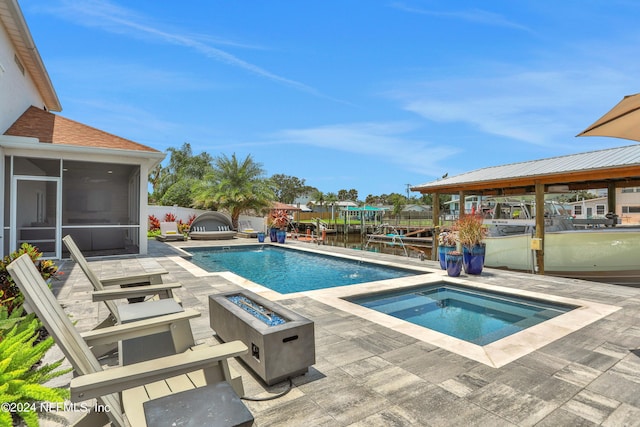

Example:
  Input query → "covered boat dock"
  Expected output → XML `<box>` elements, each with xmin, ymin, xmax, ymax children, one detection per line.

<box><xmin>410</xmin><ymin>144</ymin><xmax>640</xmax><ymax>275</ymax></box>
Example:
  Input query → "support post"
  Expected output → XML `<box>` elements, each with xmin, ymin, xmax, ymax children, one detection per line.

<box><xmin>535</xmin><ymin>182</ymin><xmax>545</xmax><ymax>275</ymax></box>
<box><xmin>608</xmin><ymin>182</ymin><xmax>617</xmax><ymax>224</ymax></box>
<box><xmin>432</xmin><ymin>192</ymin><xmax>440</xmax><ymax>261</ymax></box>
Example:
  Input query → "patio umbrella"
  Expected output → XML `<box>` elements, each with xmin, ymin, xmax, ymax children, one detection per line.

<box><xmin>577</xmin><ymin>93</ymin><xmax>640</xmax><ymax>142</ymax></box>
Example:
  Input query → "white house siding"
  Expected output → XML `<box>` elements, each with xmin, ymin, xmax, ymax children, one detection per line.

<box><xmin>0</xmin><ymin>22</ymin><xmax>45</xmax><ymax>133</ymax></box>
<box><xmin>568</xmin><ymin>190</ymin><xmax>640</xmax><ymax>225</ymax></box>
<box><xmin>617</xmin><ymin>188</ymin><xmax>640</xmax><ymax>225</ymax></box>
<box><xmin>569</xmin><ymin>197</ymin><xmax>607</xmax><ymax>220</ymax></box>
<box><xmin>1</xmin><ymin>1</ymin><xmax>164</xmax><ymax>258</ymax></box>
<box><xmin>1</xmin><ymin>1</ymin><xmax>48</xmax><ymax>257</ymax></box>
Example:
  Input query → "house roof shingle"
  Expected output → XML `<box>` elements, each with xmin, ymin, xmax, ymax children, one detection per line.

<box><xmin>4</xmin><ymin>106</ymin><xmax>160</xmax><ymax>153</ymax></box>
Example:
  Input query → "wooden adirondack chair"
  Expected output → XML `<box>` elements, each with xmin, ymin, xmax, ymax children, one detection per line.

<box><xmin>63</xmin><ymin>235</ymin><xmax>194</xmax><ymax>363</ymax></box>
<box><xmin>63</xmin><ymin>234</ymin><xmax>180</xmax><ymax>306</ymax></box>
<box><xmin>7</xmin><ymin>254</ymin><xmax>249</xmax><ymax>427</ymax></box>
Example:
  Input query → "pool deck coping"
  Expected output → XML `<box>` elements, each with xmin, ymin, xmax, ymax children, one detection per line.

<box><xmin>176</xmin><ymin>242</ymin><xmax>620</xmax><ymax>368</ymax></box>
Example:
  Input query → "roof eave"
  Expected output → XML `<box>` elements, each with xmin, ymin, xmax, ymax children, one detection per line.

<box><xmin>0</xmin><ymin>135</ymin><xmax>166</xmax><ymax>168</ymax></box>
<box><xmin>1</xmin><ymin>0</ymin><xmax>61</xmax><ymax>111</ymax></box>
<box><xmin>412</xmin><ymin>166</ymin><xmax>640</xmax><ymax>195</ymax></box>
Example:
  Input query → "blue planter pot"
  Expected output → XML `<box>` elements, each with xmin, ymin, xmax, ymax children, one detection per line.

<box><xmin>269</xmin><ymin>228</ymin><xmax>278</xmax><ymax>242</ymax></box>
<box><xmin>438</xmin><ymin>245</ymin><xmax>457</xmax><ymax>270</ymax></box>
<box><xmin>445</xmin><ymin>253</ymin><xmax>463</xmax><ymax>277</ymax></box>
<box><xmin>276</xmin><ymin>230</ymin><xmax>286</xmax><ymax>244</ymax></box>
<box><xmin>463</xmin><ymin>244</ymin><xmax>485</xmax><ymax>275</ymax></box>
<box><xmin>257</xmin><ymin>232</ymin><xmax>265</xmax><ymax>243</ymax></box>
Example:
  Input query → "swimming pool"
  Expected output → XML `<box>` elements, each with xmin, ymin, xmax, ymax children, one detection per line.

<box><xmin>347</xmin><ymin>283</ymin><xmax>577</xmax><ymax>345</ymax></box>
<box><xmin>186</xmin><ymin>245</ymin><xmax>422</xmax><ymax>294</ymax></box>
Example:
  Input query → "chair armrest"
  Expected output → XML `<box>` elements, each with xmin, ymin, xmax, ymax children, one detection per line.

<box><xmin>100</xmin><ymin>271</ymin><xmax>168</xmax><ymax>287</ymax></box>
<box><xmin>80</xmin><ymin>309</ymin><xmax>200</xmax><ymax>347</ymax></box>
<box><xmin>91</xmin><ymin>283</ymin><xmax>181</xmax><ymax>301</ymax></box>
<box><xmin>71</xmin><ymin>341</ymin><xmax>248</xmax><ymax>401</ymax></box>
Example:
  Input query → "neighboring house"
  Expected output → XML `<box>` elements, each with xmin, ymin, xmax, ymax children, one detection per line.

<box><xmin>617</xmin><ymin>187</ymin><xmax>640</xmax><ymax>225</ymax></box>
<box><xmin>445</xmin><ymin>195</ymin><xmax>489</xmax><ymax>217</ymax></box>
<box><xmin>568</xmin><ymin>189</ymin><xmax>640</xmax><ymax>225</ymax></box>
<box><xmin>292</xmin><ymin>195</ymin><xmax>313</xmax><ymax>210</ymax></box>
<box><xmin>567</xmin><ymin>197</ymin><xmax>608</xmax><ymax>219</ymax></box>
<box><xmin>0</xmin><ymin>0</ymin><xmax>164</xmax><ymax>258</ymax></box>
<box><xmin>308</xmin><ymin>200</ymin><xmax>357</xmax><ymax>213</ymax></box>
<box><xmin>379</xmin><ymin>204</ymin><xmax>431</xmax><ymax>213</ymax></box>
<box><xmin>402</xmin><ymin>204</ymin><xmax>430</xmax><ymax>213</ymax></box>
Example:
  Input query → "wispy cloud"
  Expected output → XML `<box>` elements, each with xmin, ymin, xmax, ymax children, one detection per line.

<box><xmin>48</xmin><ymin>58</ymin><xmax>221</xmax><ymax>93</ymax></box>
<box><xmin>387</xmin><ymin>60</ymin><xmax>637</xmax><ymax>150</ymax></box>
<box><xmin>65</xmin><ymin>97</ymin><xmax>179</xmax><ymax>139</ymax></box>
<box><xmin>272</xmin><ymin>121</ymin><xmax>460</xmax><ymax>175</ymax></box>
<box><xmin>42</xmin><ymin>0</ymin><xmax>337</xmax><ymax>99</ymax></box>
<box><xmin>391</xmin><ymin>2</ymin><xmax>532</xmax><ymax>33</ymax></box>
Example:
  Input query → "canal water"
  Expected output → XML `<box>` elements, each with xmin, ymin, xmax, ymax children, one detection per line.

<box><xmin>322</xmin><ymin>233</ymin><xmax>432</xmax><ymax>259</ymax></box>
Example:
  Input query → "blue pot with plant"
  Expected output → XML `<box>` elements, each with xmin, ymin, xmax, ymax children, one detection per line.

<box><xmin>454</xmin><ymin>214</ymin><xmax>487</xmax><ymax>275</ymax></box>
<box><xmin>437</xmin><ymin>229</ymin><xmax>458</xmax><ymax>270</ymax></box>
<box><xmin>445</xmin><ymin>251</ymin><xmax>463</xmax><ymax>277</ymax></box>
<box><xmin>269</xmin><ymin>209</ymin><xmax>289</xmax><ymax>242</ymax></box>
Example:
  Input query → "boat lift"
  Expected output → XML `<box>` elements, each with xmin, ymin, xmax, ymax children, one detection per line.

<box><xmin>365</xmin><ymin>223</ymin><xmax>408</xmax><ymax>257</ymax></box>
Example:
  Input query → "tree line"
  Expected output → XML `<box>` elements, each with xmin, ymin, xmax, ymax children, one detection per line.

<box><xmin>148</xmin><ymin>143</ymin><xmax>443</xmax><ymax>226</ymax></box>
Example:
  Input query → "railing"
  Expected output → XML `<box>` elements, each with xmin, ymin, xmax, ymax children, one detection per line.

<box><xmin>296</xmin><ymin>211</ymin><xmax>436</xmax><ymax>225</ymax></box>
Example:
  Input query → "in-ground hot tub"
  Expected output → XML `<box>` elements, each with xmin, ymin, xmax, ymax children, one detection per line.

<box><xmin>209</xmin><ymin>290</ymin><xmax>315</xmax><ymax>385</ymax></box>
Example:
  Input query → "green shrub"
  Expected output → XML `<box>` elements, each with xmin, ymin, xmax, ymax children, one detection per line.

<box><xmin>0</xmin><ymin>244</ymin><xmax>61</xmax><ymax>315</ymax></box>
<box><xmin>0</xmin><ymin>307</ymin><xmax>71</xmax><ymax>427</ymax></box>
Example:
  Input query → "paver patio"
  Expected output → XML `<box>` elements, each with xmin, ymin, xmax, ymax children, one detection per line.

<box><xmin>42</xmin><ymin>238</ymin><xmax>640</xmax><ymax>426</ymax></box>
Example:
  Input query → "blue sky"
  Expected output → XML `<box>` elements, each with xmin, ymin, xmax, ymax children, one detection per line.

<box><xmin>21</xmin><ymin>1</ymin><xmax>640</xmax><ymax>199</ymax></box>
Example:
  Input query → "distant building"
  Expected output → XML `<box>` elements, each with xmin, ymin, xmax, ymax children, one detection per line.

<box><xmin>307</xmin><ymin>200</ymin><xmax>357</xmax><ymax>213</ymax></box>
<box><xmin>445</xmin><ymin>195</ymin><xmax>491</xmax><ymax>218</ymax></box>
<box><xmin>560</xmin><ymin>188</ymin><xmax>640</xmax><ymax>225</ymax></box>
<box><xmin>402</xmin><ymin>204</ymin><xmax>431</xmax><ymax>213</ymax></box>
<box><xmin>617</xmin><ymin>187</ymin><xmax>640</xmax><ymax>224</ymax></box>
<box><xmin>567</xmin><ymin>197</ymin><xmax>608</xmax><ymax>219</ymax></box>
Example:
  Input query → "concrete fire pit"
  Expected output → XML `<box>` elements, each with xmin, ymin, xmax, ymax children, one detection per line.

<box><xmin>209</xmin><ymin>290</ymin><xmax>315</xmax><ymax>386</ymax></box>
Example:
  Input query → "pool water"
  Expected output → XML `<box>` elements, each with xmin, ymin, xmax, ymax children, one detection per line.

<box><xmin>347</xmin><ymin>284</ymin><xmax>576</xmax><ymax>345</ymax></box>
<box><xmin>187</xmin><ymin>245</ymin><xmax>420</xmax><ymax>294</ymax></box>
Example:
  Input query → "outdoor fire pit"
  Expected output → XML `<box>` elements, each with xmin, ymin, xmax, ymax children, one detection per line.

<box><xmin>209</xmin><ymin>290</ymin><xmax>315</xmax><ymax>386</ymax></box>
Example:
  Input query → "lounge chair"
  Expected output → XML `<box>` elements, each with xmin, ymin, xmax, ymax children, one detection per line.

<box><xmin>63</xmin><ymin>235</ymin><xmax>179</xmax><ymax>303</ymax></box>
<box><xmin>7</xmin><ymin>253</ymin><xmax>251</xmax><ymax>427</ymax></box>
<box><xmin>238</xmin><ymin>220</ymin><xmax>258</xmax><ymax>238</ymax></box>
<box><xmin>63</xmin><ymin>235</ymin><xmax>192</xmax><ymax>363</ymax></box>
<box><xmin>189</xmin><ymin>211</ymin><xmax>237</xmax><ymax>240</ymax></box>
<box><xmin>156</xmin><ymin>221</ymin><xmax>185</xmax><ymax>242</ymax></box>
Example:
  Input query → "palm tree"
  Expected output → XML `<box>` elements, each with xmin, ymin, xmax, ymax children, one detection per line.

<box><xmin>192</xmin><ymin>153</ymin><xmax>274</xmax><ymax>229</ymax></box>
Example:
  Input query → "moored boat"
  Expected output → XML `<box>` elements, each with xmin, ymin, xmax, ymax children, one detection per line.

<box><xmin>483</xmin><ymin>198</ymin><xmax>640</xmax><ymax>285</ymax></box>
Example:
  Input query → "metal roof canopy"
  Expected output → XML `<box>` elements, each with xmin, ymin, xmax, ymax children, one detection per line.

<box><xmin>410</xmin><ymin>144</ymin><xmax>640</xmax><ymax>275</ymax></box>
<box><xmin>410</xmin><ymin>144</ymin><xmax>640</xmax><ymax>196</ymax></box>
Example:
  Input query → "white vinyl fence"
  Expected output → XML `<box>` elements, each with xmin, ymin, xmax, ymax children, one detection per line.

<box><xmin>148</xmin><ymin>206</ymin><xmax>266</xmax><ymax>231</ymax></box>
